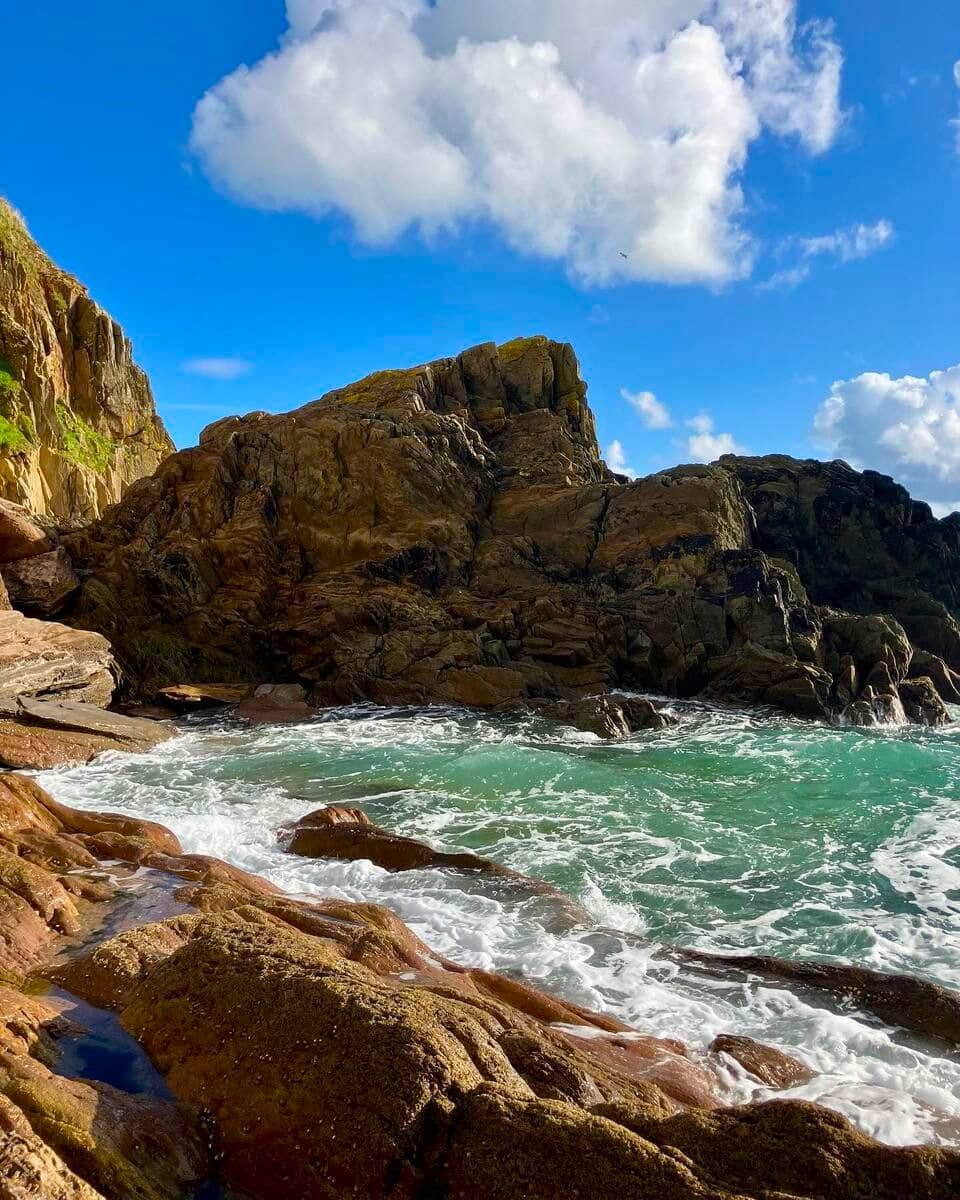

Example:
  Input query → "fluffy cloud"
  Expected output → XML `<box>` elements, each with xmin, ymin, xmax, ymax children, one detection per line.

<box><xmin>606</xmin><ymin>439</ymin><xmax>638</xmax><ymax>478</ymax></box>
<box><xmin>623</xmin><ymin>387</ymin><xmax>672</xmax><ymax>429</ymax></box>
<box><xmin>814</xmin><ymin>364</ymin><xmax>960</xmax><ymax>512</ymax></box>
<box><xmin>686</xmin><ymin>412</ymin><xmax>744</xmax><ymax>460</ymax></box>
<box><xmin>191</xmin><ymin>0</ymin><xmax>843</xmax><ymax>286</ymax></box>
<box><xmin>182</xmin><ymin>357</ymin><xmax>253</xmax><ymax>380</ymax></box>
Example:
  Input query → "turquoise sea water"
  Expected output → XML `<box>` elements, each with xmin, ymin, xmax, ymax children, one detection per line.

<box><xmin>39</xmin><ymin>699</ymin><xmax>960</xmax><ymax>1148</ymax></box>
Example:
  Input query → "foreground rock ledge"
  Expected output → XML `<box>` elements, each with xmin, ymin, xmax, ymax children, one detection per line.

<box><xmin>1</xmin><ymin>772</ymin><xmax>958</xmax><ymax>1200</ymax></box>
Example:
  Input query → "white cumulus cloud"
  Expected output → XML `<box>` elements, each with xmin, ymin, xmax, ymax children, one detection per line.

<box><xmin>606</xmin><ymin>439</ymin><xmax>638</xmax><ymax>478</ymax></box>
<box><xmin>190</xmin><ymin>0</ymin><xmax>843</xmax><ymax>286</ymax></box>
<box><xmin>623</xmin><ymin>387</ymin><xmax>672</xmax><ymax>429</ymax></box>
<box><xmin>813</xmin><ymin>364</ymin><xmax>960</xmax><ymax>512</ymax></box>
<box><xmin>182</xmin><ymin>357</ymin><xmax>253</xmax><ymax>381</ymax></box>
<box><xmin>686</xmin><ymin>412</ymin><xmax>744</xmax><ymax>460</ymax></box>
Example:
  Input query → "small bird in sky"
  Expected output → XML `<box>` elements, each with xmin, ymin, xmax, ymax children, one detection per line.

<box><xmin>619</xmin><ymin>251</ymin><xmax>629</xmax><ymax>259</ymax></box>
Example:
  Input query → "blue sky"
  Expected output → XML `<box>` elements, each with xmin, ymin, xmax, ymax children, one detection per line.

<box><xmin>3</xmin><ymin>2</ymin><xmax>959</xmax><ymax>505</ymax></box>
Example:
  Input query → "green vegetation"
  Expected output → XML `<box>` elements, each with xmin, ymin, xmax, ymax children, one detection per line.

<box><xmin>0</xmin><ymin>414</ymin><xmax>29</xmax><ymax>453</ymax></box>
<box><xmin>56</xmin><ymin>402</ymin><xmax>116</xmax><ymax>472</ymax></box>
<box><xmin>0</xmin><ymin>353</ymin><xmax>20</xmax><ymax>399</ymax></box>
<box><xmin>0</xmin><ymin>367</ymin><xmax>19</xmax><ymax>399</ymax></box>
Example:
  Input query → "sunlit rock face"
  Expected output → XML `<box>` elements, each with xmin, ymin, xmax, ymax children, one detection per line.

<box><xmin>0</xmin><ymin>200</ymin><xmax>173</xmax><ymax>525</ymax></box>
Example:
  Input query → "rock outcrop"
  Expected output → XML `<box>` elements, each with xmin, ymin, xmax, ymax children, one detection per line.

<box><xmin>0</xmin><ymin>199</ymin><xmax>173</xmax><ymax>524</ymax></box>
<box><xmin>61</xmin><ymin>337</ymin><xmax>960</xmax><ymax>724</ymax></box>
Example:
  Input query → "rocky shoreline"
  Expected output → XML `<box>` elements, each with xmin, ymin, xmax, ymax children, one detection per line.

<box><xmin>3</xmin><ymin>216</ymin><xmax>960</xmax><ymax>1197</ymax></box>
<box><xmin>1</xmin><ymin>767</ymin><xmax>959</xmax><ymax>1200</ymax></box>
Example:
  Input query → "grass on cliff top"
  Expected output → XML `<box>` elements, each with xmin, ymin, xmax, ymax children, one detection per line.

<box><xmin>56</xmin><ymin>403</ymin><xmax>115</xmax><ymax>473</ymax></box>
<box><xmin>0</xmin><ymin>198</ymin><xmax>78</xmax><ymax>304</ymax></box>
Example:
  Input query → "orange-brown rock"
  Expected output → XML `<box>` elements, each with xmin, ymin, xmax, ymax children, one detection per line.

<box><xmin>52</xmin><ymin>906</ymin><xmax>960</xmax><ymax>1200</ymax></box>
<box><xmin>0</xmin><ymin>773</ymin><xmax>179</xmax><ymax>977</ymax></box>
<box><xmin>710</xmin><ymin>1033</ymin><xmax>815</xmax><ymax>1088</ymax></box>
<box><xmin>285</xmin><ymin>806</ymin><xmax>591</xmax><ymax>928</ymax></box>
<box><xmin>235</xmin><ymin>682</ymin><xmax>315</xmax><ymax>725</ymax></box>
<box><xmin>62</xmin><ymin>337</ymin><xmax>960</xmax><ymax>724</ymax></box>
<box><xmin>155</xmin><ymin>682</ymin><xmax>253</xmax><ymax>711</ymax></box>
<box><xmin>0</xmin><ymin>698</ymin><xmax>175</xmax><ymax>770</ymax></box>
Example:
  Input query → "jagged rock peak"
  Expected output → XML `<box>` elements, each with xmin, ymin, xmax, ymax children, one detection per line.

<box><xmin>62</xmin><ymin>337</ymin><xmax>960</xmax><ymax>725</ymax></box>
<box><xmin>0</xmin><ymin>198</ymin><xmax>174</xmax><ymax>524</ymax></box>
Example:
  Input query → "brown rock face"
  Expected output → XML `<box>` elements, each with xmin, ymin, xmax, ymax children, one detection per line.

<box><xmin>62</xmin><ymin>338</ymin><xmax>960</xmax><ymax>724</ymax></box>
<box><xmin>0</xmin><ymin>199</ymin><xmax>173</xmax><ymax>524</ymax></box>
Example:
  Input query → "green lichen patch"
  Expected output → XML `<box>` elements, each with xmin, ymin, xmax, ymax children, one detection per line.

<box><xmin>55</xmin><ymin>403</ymin><xmax>116</xmax><ymax>473</ymax></box>
<box><xmin>328</xmin><ymin>367</ymin><xmax>424</xmax><ymax>408</ymax></box>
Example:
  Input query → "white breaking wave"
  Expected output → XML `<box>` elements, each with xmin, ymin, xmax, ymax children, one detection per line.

<box><xmin>37</xmin><ymin>702</ymin><xmax>960</xmax><ymax>1148</ymax></box>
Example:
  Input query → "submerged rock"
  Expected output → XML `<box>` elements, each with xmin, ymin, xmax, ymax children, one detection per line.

<box><xmin>60</xmin><ymin>337</ymin><xmax>960</xmax><ymax>725</ymax></box>
<box><xmin>285</xmin><ymin>806</ymin><xmax>591</xmax><ymax>928</ymax></box>
<box><xmin>535</xmin><ymin>694</ymin><xmax>677</xmax><ymax>738</ymax></box>
<box><xmin>710</xmin><ymin>1033</ymin><xmax>815</xmax><ymax>1089</ymax></box>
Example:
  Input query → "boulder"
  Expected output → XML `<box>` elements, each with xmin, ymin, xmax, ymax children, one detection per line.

<box><xmin>236</xmin><ymin>683</ymin><xmax>316</xmax><ymax>726</ymax></box>
<box><xmin>285</xmin><ymin>806</ymin><xmax>590</xmax><ymax>928</ymax></box>
<box><xmin>1</xmin><ymin>547</ymin><xmax>79</xmax><ymax>615</ymax></box>
<box><xmin>899</xmin><ymin>677</ymin><xmax>952</xmax><ymax>726</ymax></box>
<box><xmin>0</xmin><ymin>498</ymin><xmax>50</xmax><ymax>562</ymax></box>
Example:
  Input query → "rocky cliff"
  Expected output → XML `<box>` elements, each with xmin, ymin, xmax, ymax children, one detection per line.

<box><xmin>0</xmin><ymin>200</ymin><xmax>173</xmax><ymax>524</ymax></box>
<box><xmin>63</xmin><ymin>337</ymin><xmax>960</xmax><ymax>724</ymax></box>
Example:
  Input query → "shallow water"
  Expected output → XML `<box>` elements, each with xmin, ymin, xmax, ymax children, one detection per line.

<box><xmin>37</xmin><ymin>700</ymin><xmax>960</xmax><ymax>1148</ymax></box>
